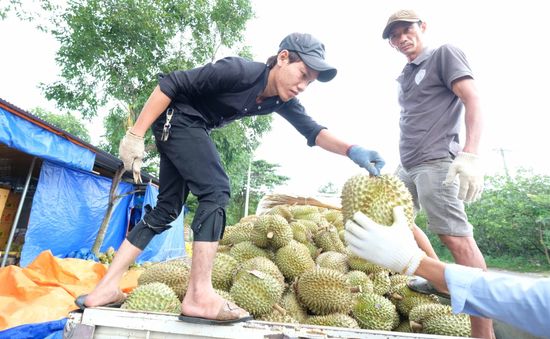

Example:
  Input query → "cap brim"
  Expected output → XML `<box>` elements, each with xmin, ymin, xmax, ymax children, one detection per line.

<box><xmin>298</xmin><ymin>53</ymin><xmax>337</xmax><ymax>82</ymax></box>
<box><xmin>382</xmin><ymin>19</ymin><xmax>419</xmax><ymax>39</ymax></box>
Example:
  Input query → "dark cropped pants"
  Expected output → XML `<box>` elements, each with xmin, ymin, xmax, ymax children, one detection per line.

<box><xmin>127</xmin><ymin>111</ymin><xmax>230</xmax><ymax>250</ymax></box>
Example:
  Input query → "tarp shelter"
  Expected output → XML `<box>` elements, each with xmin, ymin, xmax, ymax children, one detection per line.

<box><xmin>0</xmin><ymin>98</ymin><xmax>186</xmax><ymax>267</ymax></box>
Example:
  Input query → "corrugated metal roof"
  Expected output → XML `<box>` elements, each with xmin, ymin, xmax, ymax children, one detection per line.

<box><xmin>0</xmin><ymin>97</ymin><xmax>158</xmax><ymax>184</ymax></box>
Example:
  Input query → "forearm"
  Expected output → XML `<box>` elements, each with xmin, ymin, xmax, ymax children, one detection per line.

<box><xmin>462</xmin><ymin>102</ymin><xmax>482</xmax><ymax>154</ymax></box>
<box><xmin>413</xmin><ymin>256</ymin><xmax>448</xmax><ymax>293</ymax></box>
<box><xmin>453</xmin><ymin>78</ymin><xmax>482</xmax><ymax>154</ymax></box>
<box><xmin>314</xmin><ymin>129</ymin><xmax>352</xmax><ymax>155</ymax></box>
<box><xmin>412</xmin><ymin>225</ymin><xmax>439</xmax><ymax>260</ymax></box>
<box><xmin>131</xmin><ymin>86</ymin><xmax>172</xmax><ymax>136</ymax></box>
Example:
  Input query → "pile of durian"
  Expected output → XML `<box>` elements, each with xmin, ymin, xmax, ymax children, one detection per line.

<box><xmin>122</xmin><ymin>174</ymin><xmax>471</xmax><ymax>337</ymax></box>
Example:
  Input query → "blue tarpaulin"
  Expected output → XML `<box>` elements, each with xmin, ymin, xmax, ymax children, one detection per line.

<box><xmin>137</xmin><ymin>183</ymin><xmax>186</xmax><ymax>263</ymax></box>
<box><xmin>0</xmin><ymin>107</ymin><xmax>95</xmax><ymax>171</ymax></box>
<box><xmin>20</xmin><ymin>161</ymin><xmax>134</xmax><ymax>266</ymax></box>
<box><xmin>20</xmin><ymin>161</ymin><xmax>186</xmax><ymax>266</ymax></box>
<box><xmin>0</xmin><ymin>318</ymin><xmax>66</xmax><ymax>339</ymax></box>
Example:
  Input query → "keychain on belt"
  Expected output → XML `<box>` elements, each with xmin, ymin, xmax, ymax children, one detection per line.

<box><xmin>161</xmin><ymin>108</ymin><xmax>174</xmax><ymax>141</ymax></box>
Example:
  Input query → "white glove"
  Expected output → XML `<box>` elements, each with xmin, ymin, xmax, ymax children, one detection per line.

<box><xmin>344</xmin><ymin>206</ymin><xmax>426</xmax><ymax>275</ymax></box>
<box><xmin>119</xmin><ymin>130</ymin><xmax>144</xmax><ymax>184</ymax></box>
<box><xmin>443</xmin><ymin>152</ymin><xmax>484</xmax><ymax>202</ymax></box>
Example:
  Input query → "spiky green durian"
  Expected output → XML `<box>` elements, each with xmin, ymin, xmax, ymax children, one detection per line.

<box><xmin>137</xmin><ymin>259</ymin><xmax>190</xmax><ymax>301</ymax></box>
<box><xmin>230</xmin><ymin>270</ymin><xmax>284</xmax><ymax>317</ymax></box>
<box><xmin>307</xmin><ymin>313</ymin><xmax>359</xmax><ymax>328</ymax></box>
<box><xmin>274</xmin><ymin>240</ymin><xmax>315</xmax><ymax>282</ymax></box>
<box><xmin>352</xmin><ymin>292</ymin><xmax>399</xmax><ymax>331</ymax></box>
<box><xmin>294</xmin><ymin>267</ymin><xmax>354</xmax><ymax>315</ymax></box>
<box><xmin>341</xmin><ymin>174</ymin><xmax>415</xmax><ymax>229</ymax></box>
<box><xmin>251</xmin><ymin>214</ymin><xmax>293</xmax><ymax>249</ymax></box>
<box><xmin>122</xmin><ymin>282</ymin><xmax>180</xmax><ymax>314</ymax></box>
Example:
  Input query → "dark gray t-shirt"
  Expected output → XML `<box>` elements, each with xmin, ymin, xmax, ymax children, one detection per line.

<box><xmin>397</xmin><ymin>44</ymin><xmax>473</xmax><ymax>169</ymax></box>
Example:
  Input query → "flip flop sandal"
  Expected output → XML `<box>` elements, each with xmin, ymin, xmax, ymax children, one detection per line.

<box><xmin>178</xmin><ymin>301</ymin><xmax>253</xmax><ymax>325</ymax></box>
<box><xmin>74</xmin><ymin>293</ymin><xmax>127</xmax><ymax>311</ymax></box>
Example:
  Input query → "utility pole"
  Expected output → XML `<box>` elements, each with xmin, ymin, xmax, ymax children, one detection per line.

<box><xmin>244</xmin><ymin>158</ymin><xmax>252</xmax><ymax>217</ymax></box>
<box><xmin>494</xmin><ymin>148</ymin><xmax>511</xmax><ymax>179</ymax></box>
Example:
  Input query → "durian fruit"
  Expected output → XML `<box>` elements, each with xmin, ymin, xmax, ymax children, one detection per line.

<box><xmin>219</xmin><ymin>222</ymin><xmax>253</xmax><ymax>246</ymax></box>
<box><xmin>394</xmin><ymin>320</ymin><xmax>413</xmax><ymax>333</ymax></box>
<box><xmin>345</xmin><ymin>270</ymin><xmax>374</xmax><ymax>294</ymax></box>
<box><xmin>296</xmin><ymin>219</ymin><xmax>319</xmax><ymax>234</ymax></box>
<box><xmin>279</xmin><ymin>290</ymin><xmax>308</xmax><ymax>323</ymax></box>
<box><xmin>409</xmin><ymin>304</ymin><xmax>471</xmax><ymax>336</ymax></box>
<box><xmin>422</xmin><ymin>313</ymin><xmax>471</xmax><ymax>337</ymax></box>
<box><xmin>265</xmin><ymin>205</ymin><xmax>293</xmax><ymax>222</ymax></box>
<box><xmin>258</xmin><ymin>308</ymin><xmax>299</xmax><ymax>324</ymax></box>
<box><xmin>251</xmin><ymin>214</ymin><xmax>293</xmax><ymax>249</ymax></box>
<box><xmin>389</xmin><ymin>273</ymin><xmax>412</xmax><ymax>287</ymax></box>
<box><xmin>229</xmin><ymin>241</ymin><xmax>271</xmax><ymax>263</ymax></box>
<box><xmin>212</xmin><ymin>252</ymin><xmax>238</xmax><ymax>291</ymax></box>
<box><xmin>230</xmin><ymin>270</ymin><xmax>284</xmax><ymax>317</ymax></box>
<box><xmin>122</xmin><ymin>282</ymin><xmax>180</xmax><ymax>314</ymax></box>
<box><xmin>214</xmin><ymin>288</ymin><xmax>234</xmax><ymax>303</ymax></box>
<box><xmin>390</xmin><ymin>283</ymin><xmax>440</xmax><ymax>317</ymax></box>
<box><xmin>409</xmin><ymin>303</ymin><xmax>453</xmax><ymax>324</ymax></box>
<box><xmin>313</xmin><ymin>227</ymin><xmax>347</xmax><ymax>253</ymax></box>
<box><xmin>340</xmin><ymin>174</ymin><xmax>415</xmax><ymax>229</ymax></box>
<box><xmin>348</xmin><ymin>255</ymin><xmax>387</xmax><ymax>274</ymax></box>
<box><xmin>307</xmin><ymin>313</ymin><xmax>359</xmax><ymax>329</ymax></box>
<box><xmin>315</xmin><ymin>251</ymin><xmax>349</xmax><ymax>274</ymax></box>
<box><xmin>352</xmin><ymin>291</ymin><xmax>399</xmax><ymax>331</ymax></box>
<box><xmin>234</xmin><ymin>256</ymin><xmax>285</xmax><ymax>288</ymax></box>
<box><xmin>294</xmin><ymin>267</ymin><xmax>355</xmax><ymax>315</ymax></box>
<box><xmin>274</xmin><ymin>240</ymin><xmax>315</xmax><ymax>282</ymax></box>
<box><xmin>240</xmin><ymin>215</ymin><xmax>259</xmax><ymax>224</ymax></box>
<box><xmin>322</xmin><ymin>209</ymin><xmax>344</xmax><ymax>230</ymax></box>
<box><xmin>289</xmin><ymin>221</ymin><xmax>312</xmax><ymax>244</ymax></box>
<box><xmin>289</xmin><ymin>205</ymin><xmax>320</xmax><ymax>219</ymax></box>
<box><xmin>370</xmin><ymin>270</ymin><xmax>392</xmax><ymax>296</ymax></box>
<box><xmin>137</xmin><ymin>259</ymin><xmax>190</xmax><ymax>301</ymax></box>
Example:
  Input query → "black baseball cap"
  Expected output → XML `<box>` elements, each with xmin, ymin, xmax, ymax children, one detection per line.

<box><xmin>278</xmin><ymin>33</ymin><xmax>337</xmax><ymax>82</ymax></box>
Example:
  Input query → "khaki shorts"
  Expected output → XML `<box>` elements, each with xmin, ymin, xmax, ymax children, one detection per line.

<box><xmin>396</xmin><ymin>158</ymin><xmax>473</xmax><ymax>237</ymax></box>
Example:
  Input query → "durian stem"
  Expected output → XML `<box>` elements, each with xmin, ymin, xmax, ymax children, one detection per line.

<box><xmin>410</xmin><ymin>320</ymin><xmax>423</xmax><ymax>332</ymax></box>
<box><xmin>272</xmin><ymin>303</ymin><xmax>286</xmax><ymax>315</ymax></box>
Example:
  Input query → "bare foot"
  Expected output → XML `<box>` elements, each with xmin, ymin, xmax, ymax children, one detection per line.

<box><xmin>181</xmin><ymin>292</ymin><xmax>226</xmax><ymax>319</ymax></box>
<box><xmin>84</xmin><ymin>287</ymin><xmax>126</xmax><ymax>307</ymax></box>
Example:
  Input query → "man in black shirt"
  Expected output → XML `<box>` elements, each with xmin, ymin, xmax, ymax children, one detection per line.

<box><xmin>76</xmin><ymin>33</ymin><xmax>385</xmax><ymax>324</ymax></box>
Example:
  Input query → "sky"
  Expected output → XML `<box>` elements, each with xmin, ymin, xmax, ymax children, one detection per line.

<box><xmin>1</xmin><ymin>0</ymin><xmax>549</xmax><ymax>196</ymax></box>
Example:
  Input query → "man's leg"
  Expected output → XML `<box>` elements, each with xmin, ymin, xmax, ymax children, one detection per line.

<box><xmin>396</xmin><ymin>165</ymin><xmax>439</xmax><ymax>260</ymax></box>
<box><xmin>82</xmin><ymin>239</ymin><xmax>142</xmax><ymax>306</ymax></box>
<box><xmin>439</xmin><ymin>235</ymin><xmax>494</xmax><ymax>339</ymax></box>
<box><xmin>412</xmin><ymin>224</ymin><xmax>439</xmax><ymax>260</ymax></box>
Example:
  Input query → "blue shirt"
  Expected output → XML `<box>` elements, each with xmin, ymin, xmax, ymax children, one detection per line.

<box><xmin>446</xmin><ymin>264</ymin><xmax>550</xmax><ymax>338</ymax></box>
<box><xmin>158</xmin><ymin>56</ymin><xmax>325</xmax><ymax>146</ymax></box>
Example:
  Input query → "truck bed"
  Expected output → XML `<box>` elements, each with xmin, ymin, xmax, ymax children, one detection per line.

<box><xmin>63</xmin><ymin>307</ymin><xmax>465</xmax><ymax>339</ymax></box>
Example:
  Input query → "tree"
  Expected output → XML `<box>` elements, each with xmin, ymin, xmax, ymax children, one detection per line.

<box><xmin>40</xmin><ymin>0</ymin><xmax>254</xmax><ymax>158</ymax></box>
<box><xmin>31</xmin><ymin>107</ymin><xmax>91</xmax><ymax>143</ymax></box>
<box><xmin>416</xmin><ymin>170</ymin><xmax>550</xmax><ymax>268</ymax></box>
<box><xmin>226</xmin><ymin>158</ymin><xmax>290</xmax><ymax>224</ymax></box>
<box><xmin>318</xmin><ymin>182</ymin><xmax>339</xmax><ymax>195</ymax></box>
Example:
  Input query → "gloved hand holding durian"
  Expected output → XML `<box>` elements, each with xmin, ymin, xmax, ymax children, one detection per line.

<box><xmin>346</xmin><ymin>145</ymin><xmax>385</xmax><ymax>176</ymax></box>
<box><xmin>345</xmin><ymin>206</ymin><xmax>426</xmax><ymax>275</ymax></box>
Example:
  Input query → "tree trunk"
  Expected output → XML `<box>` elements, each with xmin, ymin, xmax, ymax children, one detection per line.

<box><xmin>92</xmin><ymin>165</ymin><xmax>126</xmax><ymax>256</ymax></box>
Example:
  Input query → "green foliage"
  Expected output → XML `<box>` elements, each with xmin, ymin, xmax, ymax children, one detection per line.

<box><xmin>40</xmin><ymin>0</ymin><xmax>254</xmax><ymax>159</ymax></box>
<box><xmin>318</xmin><ymin>182</ymin><xmax>339</xmax><ymax>194</ymax></box>
<box><xmin>416</xmin><ymin>170</ymin><xmax>550</xmax><ymax>270</ymax></box>
<box><xmin>31</xmin><ymin>107</ymin><xmax>91</xmax><ymax>143</ymax></box>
